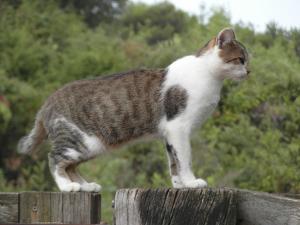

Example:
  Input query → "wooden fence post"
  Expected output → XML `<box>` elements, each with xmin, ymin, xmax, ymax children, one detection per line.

<box><xmin>236</xmin><ymin>189</ymin><xmax>300</xmax><ymax>225</ymax></box>
<box><xmin>0</xmin><ymin>193</ymin><xmax>19</xmax><ymax>223</ymax></box>
<box><xmin>2</xmin><ymin>189</ymin><xmax>300</xmax><ymax>224</ymax></box>
<box><xmin>114</xmin><ymin>188</ymin><xmax>237</xmax><ymax>225</ymax></box>
<box><xmin>19</xmin><ymin>192</ymin><xmax>100</xmax><ymax>224</ymax></box>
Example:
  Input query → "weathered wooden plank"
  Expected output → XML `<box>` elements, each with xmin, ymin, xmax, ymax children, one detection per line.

<box><xmin>0</xmin><ymin>193</ymin><xmax>19</xmax><ymax>223</ymax></box>
<box><xmin>50</xmin><ymin>191</ymin><xmax>63</xmax><ymax>222</ymax></box>
<box><xmin>114</xmin><ymin>188</ymin><xmax>237</xmax><ymax>225</ymax></box>
<box><xmin>277</xmin><ymin>193</ymin><xmax>300</xmax><ymax>200</ymax></box>
<box><xmin>19</xmin><ymin>192</ymin><xmax>100</xmax><ymax>224</ymax></box>
<box><xmin>236</xmin><ymin>189</ymin><xmax>300</xmax><ymax>225</ymax></box>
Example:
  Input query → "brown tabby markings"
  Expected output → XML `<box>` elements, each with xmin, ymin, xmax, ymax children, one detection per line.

<box><xmin>164</xmin><ymin>85</ymin><xmax>188</xmax><ymax>121</ymax></box>
<box><xmin>166</xmin><ymin>143</ymin><xmax>179</xmax><ymax>175</ymax></box>
<box><xmin>43</xmin><ymin>69</ymin><xmax>168</xmax><ymax>148</ymax></box>
<box><xmin>197</xmin><ymin>37</ymin><xmax>250</xmax><ymax>73</ymax></box>
<box><xmin>196</xmin><ymin>38</ymin><xmax>217</xmax><ymax>57</ymax></box>
<box><xmin>219</xmin><ymin>40</ymin><xmax>249</xmax><ymax>66</ymax></box>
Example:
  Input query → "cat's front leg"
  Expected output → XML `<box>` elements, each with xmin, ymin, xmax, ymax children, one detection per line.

<box><xmin>164</xmin><ymin>127</ymin><xmax>207</xmax><ymax>188</ymax></box>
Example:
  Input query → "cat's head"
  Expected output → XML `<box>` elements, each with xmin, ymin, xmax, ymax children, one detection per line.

<box><xmin>197</xmin><ymin>28</ymin><xmax>250</xmax><ymax>81</ymax></box>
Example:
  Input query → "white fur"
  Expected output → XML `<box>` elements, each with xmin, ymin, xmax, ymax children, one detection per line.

<box><xmin>53</xmin><ymin>169</ymin><xmax>81</xmax><ymax>192</ymax></box>
<box><xmin>160</xmin><ymin>47</ymin><xmax>224</xmax><ymax>135</ymax></box>
<box><xmin>159</xmin><ymin>46</ymin><xmax>231</xmax><ymax>188</ymax></box>
<box><xmin>84</xmin><ymin>134</ymin><xmax>106</xmax><ymax>158</ymax></box>
<box><xmin>222</xmin><ymin>62</ymin><xmax>248</xmax><ymax>80</ymax></box>
<box><xmin>65</xmin><ymin>148</ymin><xmax>82</xmax><ymax>161</ymax></box>
<box><xmin>80</xmin><ymin>183</ymin><xmax>102</xmax><ymax>192</ymax></box>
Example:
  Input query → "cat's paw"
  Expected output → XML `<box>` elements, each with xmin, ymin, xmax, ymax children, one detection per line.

<box><xmin>80</xmin><ymin>182</ymin><xmax>102</xmax><ymax>192</ymax></box>
<box><xmin>183</xmin><ymin>178</ymin><xmax>207</xmax><ymax>188</ymax></box>
<box><xmin>60</xmin><ymin>182</ymin><xmax>81</xmax><ymax>192</ymax></box>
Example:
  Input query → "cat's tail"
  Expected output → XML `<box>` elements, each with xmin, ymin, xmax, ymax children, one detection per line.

<box><xmin>17</xmin><ymin>113</ymin><xmax>46</xmax><ymax>155</ymax></box>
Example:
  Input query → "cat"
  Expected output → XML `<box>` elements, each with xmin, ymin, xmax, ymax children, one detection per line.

<box><xmin>18</xmin><ymin>28</ymin><xmax>250</xmax><ymax>192</ymax></box>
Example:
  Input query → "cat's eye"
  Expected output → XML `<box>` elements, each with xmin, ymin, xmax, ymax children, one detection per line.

<box><xmin>239</xmin><ymin>57</ymin><xmax>245</xmax><ymax>65</ymax></box>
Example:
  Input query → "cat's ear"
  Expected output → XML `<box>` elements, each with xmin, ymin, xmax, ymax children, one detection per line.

<box><xmin>217</xmin><ymin>28</ymin><xmax>236</xmax><ymax>48</ymax></box>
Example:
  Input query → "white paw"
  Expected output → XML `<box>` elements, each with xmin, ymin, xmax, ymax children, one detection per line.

<box><xmin>60</xmin><ymin>182</ymin><xmax>81</xmax><ymax>192</ymax></box>
<box><xmin>183</xmin><ymin>178</ymin><xmax>208</xmax><ymax>188</ymax></box>
<box><xmin>80</xmin><ymin>182</ymin><xmax>102</xmax><ymax>192</ymax></box>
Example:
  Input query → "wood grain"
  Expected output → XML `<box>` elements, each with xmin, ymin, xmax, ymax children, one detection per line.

<box><xmin>1</xmin><ymin>188</ymin><xmax>300</xmax><ymax>224</ymax></box>
<box><xmin>114</xmin><ymin>188</ymin><xmax>237</xmax><ymax>225</ymax></box>
<box><xmin>236</xmin><ymin>189</ymin><xmax>300</xmax><ymax>225</ymax></box>
<box><xmin>19</xmin><ymin>192</ymin><xmax>100</xmax><ymax>224</ymax></box>
<box><xmin>0</xmin><ymin>193</ymin><xmax>19</xmax><ymax>223</ymax></box>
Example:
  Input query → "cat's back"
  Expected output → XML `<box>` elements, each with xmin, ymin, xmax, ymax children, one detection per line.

<box><xmin>45</xmin><ymin>69</ymin><xmax>166</xmax><ymax>110</ymax></box>
<box><xmin>41</xmin><ymin>69</ymin><xmax>167</xmax><ymax>146</ymax></box>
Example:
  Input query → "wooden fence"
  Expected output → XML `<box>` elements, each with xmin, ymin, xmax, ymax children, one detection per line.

<box><xmin>0</xmin><ymin>192</ymin><xmax>100</xmax><ymax>224</ymax></box>
<box><xmin>1</xmin><ymin>188</ymin><xmax>300</xmax><ymax>225</ymax></box>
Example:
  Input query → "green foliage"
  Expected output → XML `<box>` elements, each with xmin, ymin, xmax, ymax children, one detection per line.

<box><xmin>0</xmin><ymin>100</ymin><xmax>11</xmax><ymax>134</ymax></box>
<box><xmin>21</xmin><ymin>160</ymin><xmax>56</xmax><ymax>191</ymax></box>
<box><xmin>0</xmin><ymin>0</ymin><xmax>299</xmax><ymax>223</ymax></box>
<box><xmin>57</xmin><ymin>0</ymin><xmax>128</xmax><ymax>27</ymax></box>
<box><xmin>0</xmin><ymin>169</ymin><xmax>15</xmax><ymax>192</ymax></box>
<box><xmin>121</xmin><ymin>2</ymin><xmax>198</xmax><ymax>45</ymax></box>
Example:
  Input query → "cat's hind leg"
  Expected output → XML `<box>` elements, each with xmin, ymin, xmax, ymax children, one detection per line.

<box><xmin>47</xmin><ymin>117</ymin><xmax>104</xmax><ymax>192</ymax></box>
<box><xmin>66</xmin><ymin>164</ymin><xmax>101</xmax><ymax>192</ymax></box>
<box><xmin>48</xmin><ymin>153</ymin><xmax>81</xmax><ymax>192</ymax></box>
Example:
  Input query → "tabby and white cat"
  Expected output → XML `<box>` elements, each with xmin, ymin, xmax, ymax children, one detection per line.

<box><xmin>18</xmin><ymin>28</ymin><xmax>250</xmax><ymax>192</ymax></box>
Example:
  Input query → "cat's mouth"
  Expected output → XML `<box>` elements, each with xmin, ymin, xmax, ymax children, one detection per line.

<box><xmin>233</xmin><ymin>68</ymin><xmax>250</xmax><ymax>81</ymax></box>
<box><xmin>231</xmin><ymin>73</ymin><xmax>249</xmax><ymax>81</ymax></box>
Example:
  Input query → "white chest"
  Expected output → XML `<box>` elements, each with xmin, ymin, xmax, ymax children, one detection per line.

<box><xmin>162</xmin><ymin>54</ymin><xmax>223</xmax><ymax>130</ymax></box>
<box><xmin>186</xmin><ymin>91</ymin><xmax>220</xmax><ymax>127</ymax></box>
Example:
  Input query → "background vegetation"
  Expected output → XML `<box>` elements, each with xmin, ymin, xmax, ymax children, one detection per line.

<box><xmin>0</xmin><ymin>0</ymin><xmax>299</xmax><ymax>223</ymax></box>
